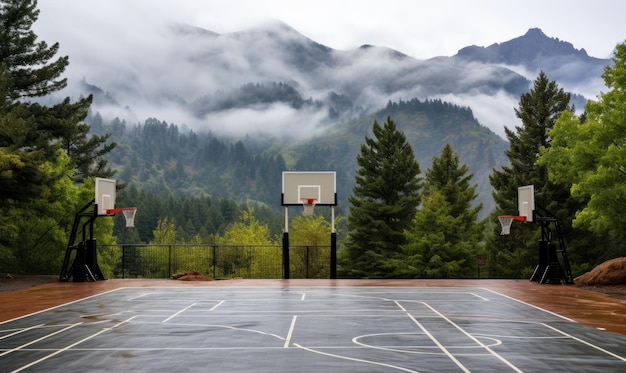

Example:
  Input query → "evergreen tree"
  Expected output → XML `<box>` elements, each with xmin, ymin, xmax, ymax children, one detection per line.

<box><xmin>403</xmin><ymin>144</ymin><xmax>484</xmax><ymax>278</ymax></box>
<box><xmin>487</xmin><ymin>71</ymin><xmax>583</xmax><ymax>278</ymax></box>
<box><xmin>344</xmin><ymin>116</ymin><xmax>421</xmax><ymax>278</ymax></box>
<box><xmin>425</xmin><ymin>144</ymin><xmax>482</xmax><ymax>219</ymax></box>
<box><xmin>0</xmin><ymin>0</ymin><xmax>68</xmax><ymax>100</ymax></box>
<box><xmin>0</xmin><ymin>0</ymin><xmax>115</xmax><ymax>189</ymax></box>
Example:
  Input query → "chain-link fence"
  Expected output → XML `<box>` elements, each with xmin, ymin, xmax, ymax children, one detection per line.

<box><xmin>97</xmin><ymin>244</ymin><xmax>331</xmax><ymax>279</ymax></box>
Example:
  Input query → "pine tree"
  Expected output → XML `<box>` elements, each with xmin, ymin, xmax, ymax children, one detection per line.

<box><xmin>343</xmin><ymin>116</ymin><xmax>421</xmax><ymax>278</ymax></box>
<box><xmin>403</xmin><ymin>144</ymin><xmax>484</xmax><ymax>278</ymax></box>
<box><xmin>425</xmin><ymin>144</ymin><xmax>482</xmax><ymax>219</ymax></box>
<box><xmin>0</xmin><ymin>0</ymin><xmax>68</xmax><ymax>99</ymax></box>
<box><xmin>0</xmin><ymin>0</ymin><xmax>115</xmax><ymax>188</ymax></box>
<box><xmin>487</xmin><ymin>71</ymin><xmax>583</xmax><ymax>278</ymax></box>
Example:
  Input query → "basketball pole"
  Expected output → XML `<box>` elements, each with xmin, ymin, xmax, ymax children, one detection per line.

<box><xmin>283</xmin><ymin>206</ymin><xmax>290</xmax><ymax>280</ymax></box>
<box><xmin>330</xmin><ymin>206</ymin><xmax>337</xmax><ymax>279</ymax></box>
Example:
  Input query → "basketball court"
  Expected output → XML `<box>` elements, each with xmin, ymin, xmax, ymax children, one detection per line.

<box><xmin>4</xmin><ymin>173</ymin><xmax>625</xmax><ymax>371</ymax></box>
<box><xmin>2</xmin><ymin>283</ymin><xmax>626</xmax><ymax>372</ymax></box>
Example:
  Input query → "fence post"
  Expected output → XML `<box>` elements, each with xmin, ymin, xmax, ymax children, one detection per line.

<box><xmin>282</xmin><ymin>233</ymin><xmax>290</xmax><ymax>279</ymax></box>
<box><xmin>331</xmin><ymin>232</ymin><xmax>337</xmax><ymax>279</ymax></box>
<box><xmin>248</xmin><ymin>246</ymin><xmax>252</xmax><ymax>278</ymax></box>
<box><xmin>168</xmin><ymin>245</ymin><xmax>172</xmax><ymax>278</ymax></box>
<box><xmin>212</xmin><ymin>245</ymin><xmax>217</xmax><ymax>279</ymax></box>
<box><xmin>306</xmin><ymin>246</ymin><xmax>310</xmax><ymax>279</ymax></box>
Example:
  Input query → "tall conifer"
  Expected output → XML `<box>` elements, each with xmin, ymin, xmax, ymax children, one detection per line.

<box><xmin>0</xmin><ymin>0</ymin><xmax>114</xmax><ymax>187</ymax></box>
<box><xmin>403</xmin><ymin>144</ymin><xmax>483</xmax><ymax>278</ymax></box>
<box><xmin>344</xmin><ymin>116</ymin><xmax>421</xmax><ymax>278</ymax></box>
<box><xmin>487</xmin><ymin>71</ymin><xmax>582</xmax><ymax>278</ymax></box>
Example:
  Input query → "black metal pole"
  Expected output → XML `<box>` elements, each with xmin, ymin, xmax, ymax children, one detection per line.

<box><xmin>282</xmin><ymin>232</ymin><xmax>290</xmax><ymax>279</ymax></box>
<box><xmin>330</xmin><ymin>232</ymin><xmax>337</xmax><ymax>279</ymax></box>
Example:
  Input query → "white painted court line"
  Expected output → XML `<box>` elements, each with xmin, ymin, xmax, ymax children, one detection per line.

<box><xmin>11</xmin><ymin>315</ymin><xmax>137</xmax><ymax>373</ymax></box>
<box><xmin>482</xmin><ymin>288</ymin><xmax>577</xmax><ymax>323</ymax></box>
<box><xmin>163</xmin><ymin>303</ymin><xmax>197</xmax><ymax>323</ymax></box>
<box><xmin>127</xmin><ymin>293</ymin><xmax>149</xmax><ymax>301</ymax></box>
<box><xmin>284</xmin><ymin>315</ymin><xmax>297</xmax><ymax>348</ymax></box>
<box><xmin>541</xmin><ymin>323</ymin><xmax>626</xmax><ymax>362</ymax></box>
<box><xmin>352</xmin><ymin>332</ymin><xmax>503</xmax><ymax>352</ymax></box>
<box><xmin>394</xmin><ymin>300</ymin><xmax>471</xmax><ymax>373</ymax></box>
<box><xmin>421</xmin><ymin>302</ymin><xmax>524</xmax><ymax>373</ymax></box>
<box><xmin>0</xmin><ymin>323</ymin><xmax>82</xmax><ymax>358</ymax></box>
<box><xmin>209</xmin><ymin>300</ymin><xmax>225</xmax><ymax>311</ymax></box>
<box><xmin>294</xmin><ymin>343</ymin><xmax>421</xmax><ymax>373</ymax></box>
<box><xmin>469</xmin><ymin>292</ymin><xmax>489</xmax><ymax>301</ymax></box>
<box><xmin>0</xmin><ymin>324</ymin><xmax>45</xmax><ymax>341</ymax></box>
<box><xmin>335</xmin><ymin>291</ymin><xmax>484</xmax><ymax>302</ymax></box>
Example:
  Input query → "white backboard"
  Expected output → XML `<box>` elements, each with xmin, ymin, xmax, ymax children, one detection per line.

<box><xmin>517</xmin><ymin>185</ymin><xmax>535</xmax><ymax>222</ymax></box>
<box><xmin>95</xmin><ymin>178</ymin><xmax>116</xmax><ymax>215</ymax></box>
<box><xmin>282</xmin><ymin>171</ymin><xmax>336</xmax><ymax>206</ymax></box>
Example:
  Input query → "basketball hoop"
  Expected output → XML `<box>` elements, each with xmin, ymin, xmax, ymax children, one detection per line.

<box><xmin>497</xmin><ymin>215</ymin><xmax>526</xmax><ymax>235</ymax></box>
<box><xmin>300</xmin><ymin>198</ymin><xmax>317</xmax><ymax>216</ymax></box>
<box><xmin>106</xmin><ymin>207</ymin><xmax>137</xmax><ymax>228</ymax></box>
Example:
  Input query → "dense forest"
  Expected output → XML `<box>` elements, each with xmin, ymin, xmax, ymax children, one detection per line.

<box><xmin>92</xmin><ymin>116</ymin><xmax>288</xmax><ymax>208</ymax></box>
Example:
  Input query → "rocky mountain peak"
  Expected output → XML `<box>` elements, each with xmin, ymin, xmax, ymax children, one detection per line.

<box><xmin>455</xmin><ymin>27</ymin><xmax>593</xmax><ymax>65</ymax></box>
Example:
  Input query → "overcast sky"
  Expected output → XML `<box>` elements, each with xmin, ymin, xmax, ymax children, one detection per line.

<box><xmin>35</xmin><ymin>0</ymin><xmax>624</xmax><ymax>61</ymax></box>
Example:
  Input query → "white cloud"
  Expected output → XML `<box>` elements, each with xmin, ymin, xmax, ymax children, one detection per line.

<box><xmin>439</xmin><ymin>91</ymin><xmax>520</xmax><ymax>138</ymax></box>
<box><xmin>200</xmin><ymin>104</ymin><xmax>329</xmax><ymax>138</ymax></box>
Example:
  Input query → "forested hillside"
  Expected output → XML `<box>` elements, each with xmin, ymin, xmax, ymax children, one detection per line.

<box><xmin>90</xmin><ymin>116</ymin><xmax>287</xmax><ymax>207</ymax></box>
<box><xmin>90</xmin><ymin>97</ymin><xmax>508</xmax><ymax>220</ymax></box>
<box><xmin>283</xmin><ymin>98</ymin><xmax>509</xmax><ymax>212</ymax></box>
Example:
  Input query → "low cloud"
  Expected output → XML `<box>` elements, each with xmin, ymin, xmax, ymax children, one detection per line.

<box><xmin>438</xmin><ymin>91</ymin><xmax>520</xmax><ymax>138</ymax></box>
<box><xmin>34</xmin><ymin>6</ymin><xmax>602</xmax><ymax>141</ymax></box>
<box><xmin>201</xmin><ymin>103</ymin><xmax>329</xmax><ymax>138</ymax></box>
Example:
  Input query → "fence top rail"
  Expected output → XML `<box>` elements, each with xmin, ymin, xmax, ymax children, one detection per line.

<box><xmin>99</xmin><ymin>244</ymin><xmax>331</xmax><ymax>248</ymax></box>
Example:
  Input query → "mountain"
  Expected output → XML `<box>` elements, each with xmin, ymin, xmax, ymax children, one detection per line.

<box><xmin>71</xmin><ymin>23</ymin><xmax>613</xmax><ymax>215</ymax></box>
<box><xmin>57</xmin><ymin>22</ymin><xmax>613</xmax><ymax>139</ymax></box>
<box><xmin>455</xmin><ymin>28</ymin><xmax>609</xmax><ymax>100</ymax></box>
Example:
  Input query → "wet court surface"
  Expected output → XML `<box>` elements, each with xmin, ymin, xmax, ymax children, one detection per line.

<box><xmin>2</xmin><ymin>286</ymin><xmax>626</xmax><ymax>372</ymax></box>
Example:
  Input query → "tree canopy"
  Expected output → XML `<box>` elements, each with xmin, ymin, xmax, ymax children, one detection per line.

<box><xmin>540</xmin><ymin>42</ymin><xmax>626</xmax><ymax>242</ymax></box>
